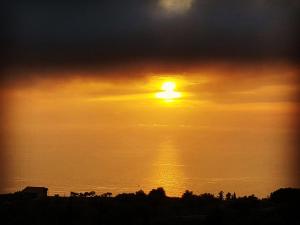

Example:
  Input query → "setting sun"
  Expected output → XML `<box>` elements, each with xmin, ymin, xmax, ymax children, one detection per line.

<box><xmin>156</xmin><ymin>81</ymin><xmax>182</xmax><ymax>101</ymax></box>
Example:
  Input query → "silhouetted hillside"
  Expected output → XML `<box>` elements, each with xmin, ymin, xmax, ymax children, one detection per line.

<box><xmin>0</xmin><ymin>187</ymin><xmax>299</xmax><ymax>225</ymax></box>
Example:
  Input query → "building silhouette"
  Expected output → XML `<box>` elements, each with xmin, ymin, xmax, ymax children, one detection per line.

<box><xmin>22</xmin><ymin>186</ymin><xmax>48</xmax><ymax>198</ymax></box>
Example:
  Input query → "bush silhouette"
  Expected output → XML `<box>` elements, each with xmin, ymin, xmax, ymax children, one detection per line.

<box><xmin>270</xmin><ymin>187</ymin><xmax>300</xmax><ymax>202</ymax></box>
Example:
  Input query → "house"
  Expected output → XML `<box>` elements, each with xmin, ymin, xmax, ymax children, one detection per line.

<box><xmin>22</xmin><ymin>186</ymin><xmax>48</xmax><ymax>198</ymax></box>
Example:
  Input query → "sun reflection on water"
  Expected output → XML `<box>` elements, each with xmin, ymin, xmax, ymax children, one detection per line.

<box><xmin>148</xmin><ymin>139</ymin><xmax>185</xmax><ymax>196</ymax></box>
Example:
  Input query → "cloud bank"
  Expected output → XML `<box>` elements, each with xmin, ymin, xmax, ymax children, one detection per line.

<box><xmin>1</xmin><ymin>0</ymin><xmax>299</xmax><ymax>69</ymax></box>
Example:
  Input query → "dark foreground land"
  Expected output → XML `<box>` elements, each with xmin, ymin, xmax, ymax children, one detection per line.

<box><xmin>0</xmin><ymin>187</ymin><xmax>299</xmax><ymax>225</ymax></box>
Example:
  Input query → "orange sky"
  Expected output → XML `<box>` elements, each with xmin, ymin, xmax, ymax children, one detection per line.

<box><xmin>2</xmin><ymin>62</ymin><xmax>299</xmax><ymax>197</ymax></box>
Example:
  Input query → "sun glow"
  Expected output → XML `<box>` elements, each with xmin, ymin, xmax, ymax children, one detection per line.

<box><xmin>159</xmin><ymin>0</ymin><xmax>194</xmax><ymax>14</ymax></box>
<box><xmin>156</xmin><ymin>81</ymin><xmax>182</xmax><ymax>101</ymax></box>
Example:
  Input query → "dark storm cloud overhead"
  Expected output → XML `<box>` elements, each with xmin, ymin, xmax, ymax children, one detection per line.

<box><xmin>1</xmin><ymin>0</ymin><xmax>299</xmax><ymax>69</ymax></box>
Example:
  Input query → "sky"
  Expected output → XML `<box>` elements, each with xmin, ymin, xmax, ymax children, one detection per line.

<box><xmin>0</xmin><ymin>0</ymin><xmax>299</xmax><ymax>195</ymax></box>
<box><xmin>1</xmin><ymin>62</ymin><xmax>299</xmax><ymax>196</ymax></box>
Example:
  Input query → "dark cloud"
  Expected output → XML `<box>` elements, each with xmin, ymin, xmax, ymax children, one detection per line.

<box><xmin>1</xmin><ymin>0</ymin><xmax>299</xmax><ymax>70</ymax></box>
<box><xmin>0</xmin><ymin>0</ymin><xmax>299</xmax><ymax>88</ymax></box>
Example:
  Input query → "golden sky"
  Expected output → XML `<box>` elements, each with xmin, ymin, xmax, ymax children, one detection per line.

<box><xmin>2</xmin><ymin>62</ymin><xmax>299</xmax><ymax>196</ymax></box>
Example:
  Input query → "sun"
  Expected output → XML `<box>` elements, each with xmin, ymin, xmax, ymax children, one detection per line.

<box><xmin>156</xmin><ymin>81</ymin><xmax>182</xmax><ymax>101</ymax></box>
<box><xmin>162</xmin><ymin>81</ymin><xmax>176</xmax><ymax>92</ymax></box>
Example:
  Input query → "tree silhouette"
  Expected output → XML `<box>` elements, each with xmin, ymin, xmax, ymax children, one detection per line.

<box><xmin>148</xmin><ymin>187</ymin><xmax>166</xmax><ymax>200</ymax></box>
<box><xmin>182</xmin><ymin>190</ymin><xmax>194</xmax><ymax>199</ymax></box>
<box><xmin>1</xmin><ymin>187</ymin><xmax>300</xmax><ymax>225</ymax></box>
<box><xmin>135</xmin><ymin>190</ymin><xmax>146</xmax><ymax>198</ymax></box>
<box><xmin>226</xmin><ymin>192</ymin><xmax>232</xmax><ymax>200</ymax></box>
<box><xmin>101</xmin><ymin>192</ymin><xmax>112</xmax><ymax>198</ymax></box>
<box><xmin>232</xmin><ymin>192</ymin><xmax>237</xmax><ymax>200</ymax></box>
<box><xmin>218</xmin><ymin>191</ymin><xmax>224</xmax><ymax>200</ymax></box>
